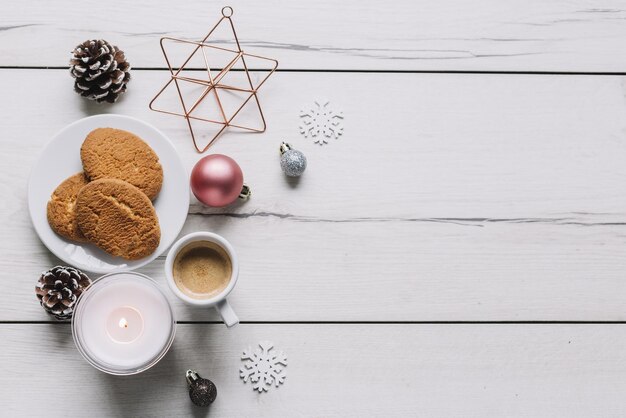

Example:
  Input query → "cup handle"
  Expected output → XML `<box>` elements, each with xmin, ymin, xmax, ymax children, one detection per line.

<box><xmin>215</xmin><ymin>299</ymin><xmax>239</xmax><ymax>328</ymax></box>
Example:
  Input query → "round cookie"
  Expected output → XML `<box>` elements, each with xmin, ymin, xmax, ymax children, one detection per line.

<box><xmin>80</xmin><ymin>128</ymin><xmax>163</xmax><ymax>200</ymax></box>
<box><xmin>47</xmin><ymin>172</ymin><xmax>89</xmax><ymax>242</ymax></box>
<box><xmin>76</xmin><ymin>178</ymin><xmax>161</xmax><ymax>260</ymax></box>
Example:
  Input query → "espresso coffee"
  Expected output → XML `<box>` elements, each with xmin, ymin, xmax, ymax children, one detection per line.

<box><xmin>172</xmin><ymin>240</ymin><xmax>232</xmax><ymax>299</ymax></box>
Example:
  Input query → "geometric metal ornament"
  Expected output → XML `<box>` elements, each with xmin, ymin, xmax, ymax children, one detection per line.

<box><xmin>149</xmin><ymin>6</ymin><xmax>278</xmax><ymax>152</ymax></box>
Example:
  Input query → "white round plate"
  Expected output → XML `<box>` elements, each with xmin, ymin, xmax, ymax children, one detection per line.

<box><xmin>28</xmin><ymin>114</ymin><xmax>189</xmax><ymax>274</ymax></box>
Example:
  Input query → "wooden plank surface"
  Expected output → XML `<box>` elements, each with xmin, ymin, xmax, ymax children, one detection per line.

<box><xmin>4</xmin><ymin>324</ymin><xmax>626</xmax><ymax>417</ymax></box>
<box><xmin>2</xmin><ymin>69</ymin><xmax>626</xmax><ymax>321</ymax></box>
<box><xmin>3</xmin><ymin>0</ymin><xmax>626</xmax><ymax>416</ymax></box>
<box><xmin>3</xmin><ymin>0</ymin><xmax>626</xmax><ymax>71</ymax></box>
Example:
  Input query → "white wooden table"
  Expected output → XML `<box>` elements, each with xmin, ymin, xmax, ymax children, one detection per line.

<box><xmin>3</xmin><ymin>1</ymin><xmax>626</xmax><ymax>416</ymax></box>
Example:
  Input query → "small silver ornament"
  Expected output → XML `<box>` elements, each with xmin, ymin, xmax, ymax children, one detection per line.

<box><xmin>279</xmin><ymin>142</ymin><xmax>307</xmax><ymax>177</ymax></box>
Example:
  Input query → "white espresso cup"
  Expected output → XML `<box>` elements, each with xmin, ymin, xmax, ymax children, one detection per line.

<box><xmin>165</xmin><ymin>231</ymin><xmax>239</xmax><ymax>327</ymax></box>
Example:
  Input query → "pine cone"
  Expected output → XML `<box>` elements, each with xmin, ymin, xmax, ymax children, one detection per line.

<box><xmin>35</xmin><ymin>266</ymin><xmax>92</xmax><ymax>320</ymax></box>
<box><xmin>70</xmin><ymin>39</ymin><xmax>131</xmax><ymax>103</ymax></box>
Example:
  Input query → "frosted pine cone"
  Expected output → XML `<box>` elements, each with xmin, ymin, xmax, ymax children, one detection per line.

<box><xmin>70</xmin><ymin>39</ymin><xmax>131</xmax><ymax>103</ymax></box>
<box><xmin>35</xmin><ymin>266</ymin><xmax>92</xmax><ymax>320</ymax></box>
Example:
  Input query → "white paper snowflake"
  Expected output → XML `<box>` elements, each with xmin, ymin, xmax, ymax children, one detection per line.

<box><xmin>299</xmin><ymin>99</ymin><xmax>344</xmax><ymax>145</ymax></box>
<box><xmin>239</xmin><ymin>341</ymin><xmax>287</xmax><ymax>392</ymax></box>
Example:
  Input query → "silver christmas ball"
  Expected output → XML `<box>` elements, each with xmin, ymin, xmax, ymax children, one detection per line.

<box><xmin>279</xmin><ymin>142</ymin><xmax>307</xmax><ymax>177</ymax></box>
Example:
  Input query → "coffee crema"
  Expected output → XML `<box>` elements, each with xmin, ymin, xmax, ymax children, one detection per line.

<box><xmin>172</xmin><ymin>240</ymin><xmax>232</xmax><ymax>299</ymax></box>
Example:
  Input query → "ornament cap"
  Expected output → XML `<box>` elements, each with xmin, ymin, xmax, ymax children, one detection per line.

<box><xmin>186</xmin><ymin>369</ymin><xmax>199</xmax><ymax>385</ymax></box>
<box><xmin>239</xmin><ymin>184</ymin><xmax>251</xmax><ymax>200</ymax></box>
<box><xmin>279</xmin><ymin>142</ymin><xmax>292</xmax><ymax>155</ymax></box>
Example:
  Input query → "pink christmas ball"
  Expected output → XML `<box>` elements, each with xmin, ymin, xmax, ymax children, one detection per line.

<box><xmin>190</xmin><ymin>154</ymin><xmax>244</xmax><ymax>207</ymax></box>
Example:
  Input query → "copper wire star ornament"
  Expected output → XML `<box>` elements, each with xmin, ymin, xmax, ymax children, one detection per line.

<box><xmin>149</xmin><ymin>6</ymin><xmax>278</xmax><ymax>152</ymax></box>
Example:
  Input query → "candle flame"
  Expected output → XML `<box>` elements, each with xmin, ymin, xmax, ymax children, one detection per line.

<box><xmin>119</xmin><ymin>318</ymin><xmax>128</xmax><ymax>328</ymax></box>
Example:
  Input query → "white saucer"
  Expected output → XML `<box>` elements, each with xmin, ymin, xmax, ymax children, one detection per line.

<box><xmin>28</xmin><ymin>114</ymin><xmax>189</xmax><ymax>274</ymax></box>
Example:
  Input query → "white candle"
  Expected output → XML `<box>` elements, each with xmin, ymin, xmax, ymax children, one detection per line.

<box><xmin>72</xmin><ymin>272</ymin><xmax>176</xmax><ymax>375</ymax></box>
<box><xmin>105</xmin><ymin>306</ymin><xmax>144</xmax><ymax>343</ymax></box>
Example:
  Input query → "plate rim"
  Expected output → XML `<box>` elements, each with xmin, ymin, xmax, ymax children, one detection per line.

<box><xmin>27</xmin><ymin>114</ymin><xmax>189</xmax><ymax>274</ymax></box>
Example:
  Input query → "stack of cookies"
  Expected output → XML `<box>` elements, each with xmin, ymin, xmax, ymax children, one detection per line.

<box><xmin>47</xmin><ymin>128</ymin><xmax>163</xmax><ymax>260</ymax></box>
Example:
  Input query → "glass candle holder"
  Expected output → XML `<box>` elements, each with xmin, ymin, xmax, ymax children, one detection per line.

<box><xmin>72</xmin><ymin>272</ymin><xmax>176</xmax><ymax>375</ymax></box>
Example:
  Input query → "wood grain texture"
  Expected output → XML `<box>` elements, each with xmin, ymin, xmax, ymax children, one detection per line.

<box><xmin>4</xmin><ymin>324</ymin><xmax>626</xmax><ymax>417</ymax></box>
<box><xmin>3</xmin><ymin>0</ymin><xmax>626</xmax><ymax>71</ymax></box>
<box><xmin>2</xmin><ymin>2</ymin><xmax>626</xmax><ymax>415</ymax></box>
<box><xmin>2</xmin><ymin>69</ymin><xmax>626</xmax><ymax>321</ymax></box>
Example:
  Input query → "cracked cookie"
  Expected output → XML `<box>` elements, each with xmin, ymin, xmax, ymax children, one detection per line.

<box><xmin>47</xmin><ymin>172</ymin><xmax>89</xmax><ymax>242</ymax></box>
<box><xmin>80</xmin><ymin>128</ymin><xmax>163</xmax><ymax>200</ymax></box>
<box><xmin>76</xmin><ymin>178</ymin><xmax>160</xmax><ymax>260</ymax></box>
